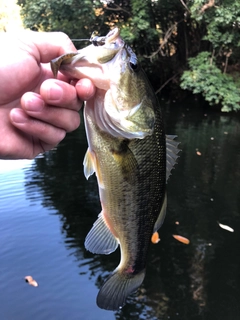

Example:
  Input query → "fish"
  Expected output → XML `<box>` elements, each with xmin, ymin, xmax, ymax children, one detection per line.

<box><xmin>51</xmin><ymin>28</ymin><xmax>180</xmax><ymax>311</ymax></box>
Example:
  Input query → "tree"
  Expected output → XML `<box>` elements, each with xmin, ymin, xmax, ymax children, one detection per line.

<box><xmin>181</xmin><ymin>0</ymin><xmax>240</xmax><ymax>111</ymax></box>
<box><xmin>17</xmin><ymin>0</ymin><xmax>105</xmax><ymax>39</ymax></box>
<box><xmin>180</xmin><ymin>52</ymin><xmax>240</xmax><ymax>111</ymax></box>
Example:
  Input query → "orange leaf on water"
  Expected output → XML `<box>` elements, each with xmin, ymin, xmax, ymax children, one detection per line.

<box><xmin>172</xmin><ymin>234</ymin><xmax>190</xmax><ymax>245</ymax></box>
<box><xmin>151</xmin><ymin>231</ymin><xmax>160</xmax><ymax>244</ymax></box>
<box><xmin>25</xmin><ymin>276</ymin><xmax>38</xmax><ymax>287</ymax></box>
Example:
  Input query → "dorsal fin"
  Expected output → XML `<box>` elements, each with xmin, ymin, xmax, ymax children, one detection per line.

<box><xmin>166</xmin><ymin>135</ymin><xmax>181</xmax><ymax>181</ymax></box>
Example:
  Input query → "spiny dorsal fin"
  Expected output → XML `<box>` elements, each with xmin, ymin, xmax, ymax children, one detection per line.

<box><xmin>166</xmin><ymin>135</ymin><xmax>181</xmax><ymax>181</ymax></box>
<box><xmin>84</xmin><ymin>212</ymin><xmax>119</xmax><ymax>255</ymax></box>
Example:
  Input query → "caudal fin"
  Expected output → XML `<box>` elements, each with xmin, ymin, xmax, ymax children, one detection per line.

<box><xmin>97</xmin><ymin>268</ymin><xmax>146</xmax><ymax>310</ymax></box>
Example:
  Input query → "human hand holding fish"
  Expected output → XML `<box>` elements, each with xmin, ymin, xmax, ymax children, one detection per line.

<box><xmin>52</xmin><ymin>28</ymin><xmax>180</xmax><ymax>311</ymax></box>
<box><xmin>0</xmin><ymin>31</ymin><xmax>95</xmax><ymax>159</ymax></box>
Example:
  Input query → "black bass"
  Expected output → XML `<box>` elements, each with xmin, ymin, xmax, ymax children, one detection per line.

<box><xmin>51</xmin><ymin>28</ymin><xmax>180</xmax><ymax>310</ymax></box>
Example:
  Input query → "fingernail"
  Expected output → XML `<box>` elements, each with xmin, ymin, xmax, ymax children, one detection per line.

<box><xmin>48</xmin><ymin>84</ymin><xmax>63</xmax><ymax>101</ymax></box>
<box><xmin>76</xmin><ymin>80</ymin><xmax>95</xmax><ymax>100</ymax></box>
<box><xmin>10</xmin><ymin>109</ymin><xmax>27</xmax><ymax>123</ymax></box>
<box><xmin>24</xmin><ymin>96</ymin><xmax>44</xmax><ymax>111</ymax></box>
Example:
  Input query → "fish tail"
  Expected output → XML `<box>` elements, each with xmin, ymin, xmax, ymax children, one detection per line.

<box><xmin>97</xmin><ymin>268</ymin><xmax>146</xmax><ymax>310</ymax></box>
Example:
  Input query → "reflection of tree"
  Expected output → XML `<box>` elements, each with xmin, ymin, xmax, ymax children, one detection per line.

<box><xmin>189</xmin><ymin>242</ymin><xmax>212</xmax><ymax>309</ymax></box>
<box><xmin>24</xmin><ymin>122</ymin><xmax>100</xmax><ymax>257</ymax></box>
<box><xmin>23</xmin><ymin>105</ymin><xmax>240</xmax><ymax>319</ymax></box>
<box><xmin>165</xmin><ymin>104</ymin><xmax>240</xmax><ymax>319</ymax></box>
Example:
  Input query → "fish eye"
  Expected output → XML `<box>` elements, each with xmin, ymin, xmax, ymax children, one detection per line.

<box><xmin>129</xmin><ymin>62</ymin><xmax>139</xmax><ymax>72</ymax></box>
<box><xmin>91</xmin><ymin>37</ymin><xmax>99</xmax><ymax>46</ymax></box>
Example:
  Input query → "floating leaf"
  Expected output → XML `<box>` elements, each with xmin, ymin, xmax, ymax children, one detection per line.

<box><xmin>173</xmin><ymin>234</ymin><xmax>190</xmax><ymax>244</ymax></box>
<box><xmin>217</xmin><ymin>222</ymin><xmax>234</xmax><ymax>232</ymax></box>
<box><xmin>25</xmin><ymin>276</ymin><xmax>38</xmax><ymax>287</ymax></box>
<box><xmin>151</xmin><ymin>231</ymin><xmax>160</xmax><ymax>244</ymax></box>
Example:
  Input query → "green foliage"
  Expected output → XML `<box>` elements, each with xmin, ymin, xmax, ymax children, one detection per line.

<box><xmin>180</xmin><ymin>0</ymin><xmax>240</xmax><ymax>111</ymax></box>
<box><xmin>17</xmin><ymin>0</ymin><xmax>104</xmax><ymax>39</ymax></box>
<box><xmin>181</xmin><ymin>52</ymin><xmax>240</xmax><ymax>111</ymax></box>
<box><xmin>117</xmin><ymin>0</ymin><xmax>160</xmax><ymax>75</ymax></box>
<box><xmin>190</xmin><ymin>0</ymin><xmax>240</xmax><ymax>52</ymax></box>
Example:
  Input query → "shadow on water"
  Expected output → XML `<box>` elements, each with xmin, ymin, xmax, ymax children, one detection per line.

<box><xmin>23</xmin><ymin>104</ymin><xmax>240</xmax><ymax>320</ymax></box>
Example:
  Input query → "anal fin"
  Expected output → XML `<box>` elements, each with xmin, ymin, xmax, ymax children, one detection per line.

<box><xmin>84</xmin><ymin>212</ymin><xmax>119</xmax><ymax>255</ymax></box>
<box><xmin>153</xmin><ymin>193</ymin><xmax>167</xmax><ymax>233</ymax></box>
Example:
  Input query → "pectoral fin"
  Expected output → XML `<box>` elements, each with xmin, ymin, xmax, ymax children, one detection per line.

<box><xmin>83</xmin><ymin>148</ymin><xmax>95</xmax><ymax>179</ymax></box>
<box><xmin>84</xmin><ymin>212</ymin><xmax>119</xmax><ymax>255</ymax></box>
<box><xmin>83</xmin><ymin>148</ymin><xmax>104</xmax><ymax>187</ymax></box>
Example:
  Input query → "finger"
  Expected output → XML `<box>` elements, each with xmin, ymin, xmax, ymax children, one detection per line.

<box><xmin>75</xmin><ymin>78</ymin><xmax>96</xmax><ymax>101</ymax></box>
<box><xmin>40</xmin><ymin>79</ymin><xmax>82</xmax><ymax>110</ymax></box>
<box><xmin>20</xmin><ymin>92</ymin><xmax>81</xmax><ymax>132</ymax></box>
<box><xmin>10</xmin><ymin>108</ymin><xmax>66</xmax><ymax>146</ymax></box>
<box><xmin>21</xmin><ymin>31</ymin><xmax>77</xmax><ymax>63</ymax></box>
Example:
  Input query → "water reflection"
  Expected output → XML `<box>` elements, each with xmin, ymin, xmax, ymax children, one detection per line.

<box><xmin>22</xmin><ymin>105</ymin><xmax>240</xmax><ymax>319</ymax></box>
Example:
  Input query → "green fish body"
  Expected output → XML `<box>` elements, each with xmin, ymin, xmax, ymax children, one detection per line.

<box><xmin>51</xmin><ymin>28</ymin><xmax>179</xmax><ymax>310</ymax></box>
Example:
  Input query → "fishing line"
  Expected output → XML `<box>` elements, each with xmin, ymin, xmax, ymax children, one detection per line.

<box><xmin>71</xmin><ymin>39</ymin><xmax>90</xmax><ymax>41</ymax></box>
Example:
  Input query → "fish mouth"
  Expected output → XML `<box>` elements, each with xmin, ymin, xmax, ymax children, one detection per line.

<box><xmin>51</xmin><ymin>27</ymin><xmax>125</xmax><ymax>89</ymax></box>
<box><xmin>105</xmin><ymin>28</ymin><xmax>121</xmax><ymax>44</ymax></box>
<box><xmin>56</xmin><ymin>28</ymin><xmax>125</xmax><ymax>90</ymax></box>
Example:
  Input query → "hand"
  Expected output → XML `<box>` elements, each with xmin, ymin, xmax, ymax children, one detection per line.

<box><xmin>0</xmin><ymin>31</ymin><xmax>95</xmax><ymax>159</ymax></box>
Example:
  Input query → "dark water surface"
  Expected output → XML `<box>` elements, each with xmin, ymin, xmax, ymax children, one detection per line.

<box><xmin>0</xmin><ymin>102</ymin><xmax>240</xmax><ymax>320</ymax></box>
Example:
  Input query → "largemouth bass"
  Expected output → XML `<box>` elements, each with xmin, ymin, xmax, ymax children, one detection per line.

<box><xmin>51</xmin><ymin>28</ymin><xmax>180</xmax><ymax>311</ymax></box>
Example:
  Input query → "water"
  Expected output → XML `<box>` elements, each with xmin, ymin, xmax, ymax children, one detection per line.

<box><xmin>0</xmin><ymin>102</ymin><xmax>240</xmax><ymax>320</ymax></box>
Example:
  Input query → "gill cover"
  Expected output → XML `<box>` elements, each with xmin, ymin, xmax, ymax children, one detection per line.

<box><xmin>51</xmin><ymin>28</ymin><xmax>156</xmax><ymax>140</ymax></box>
